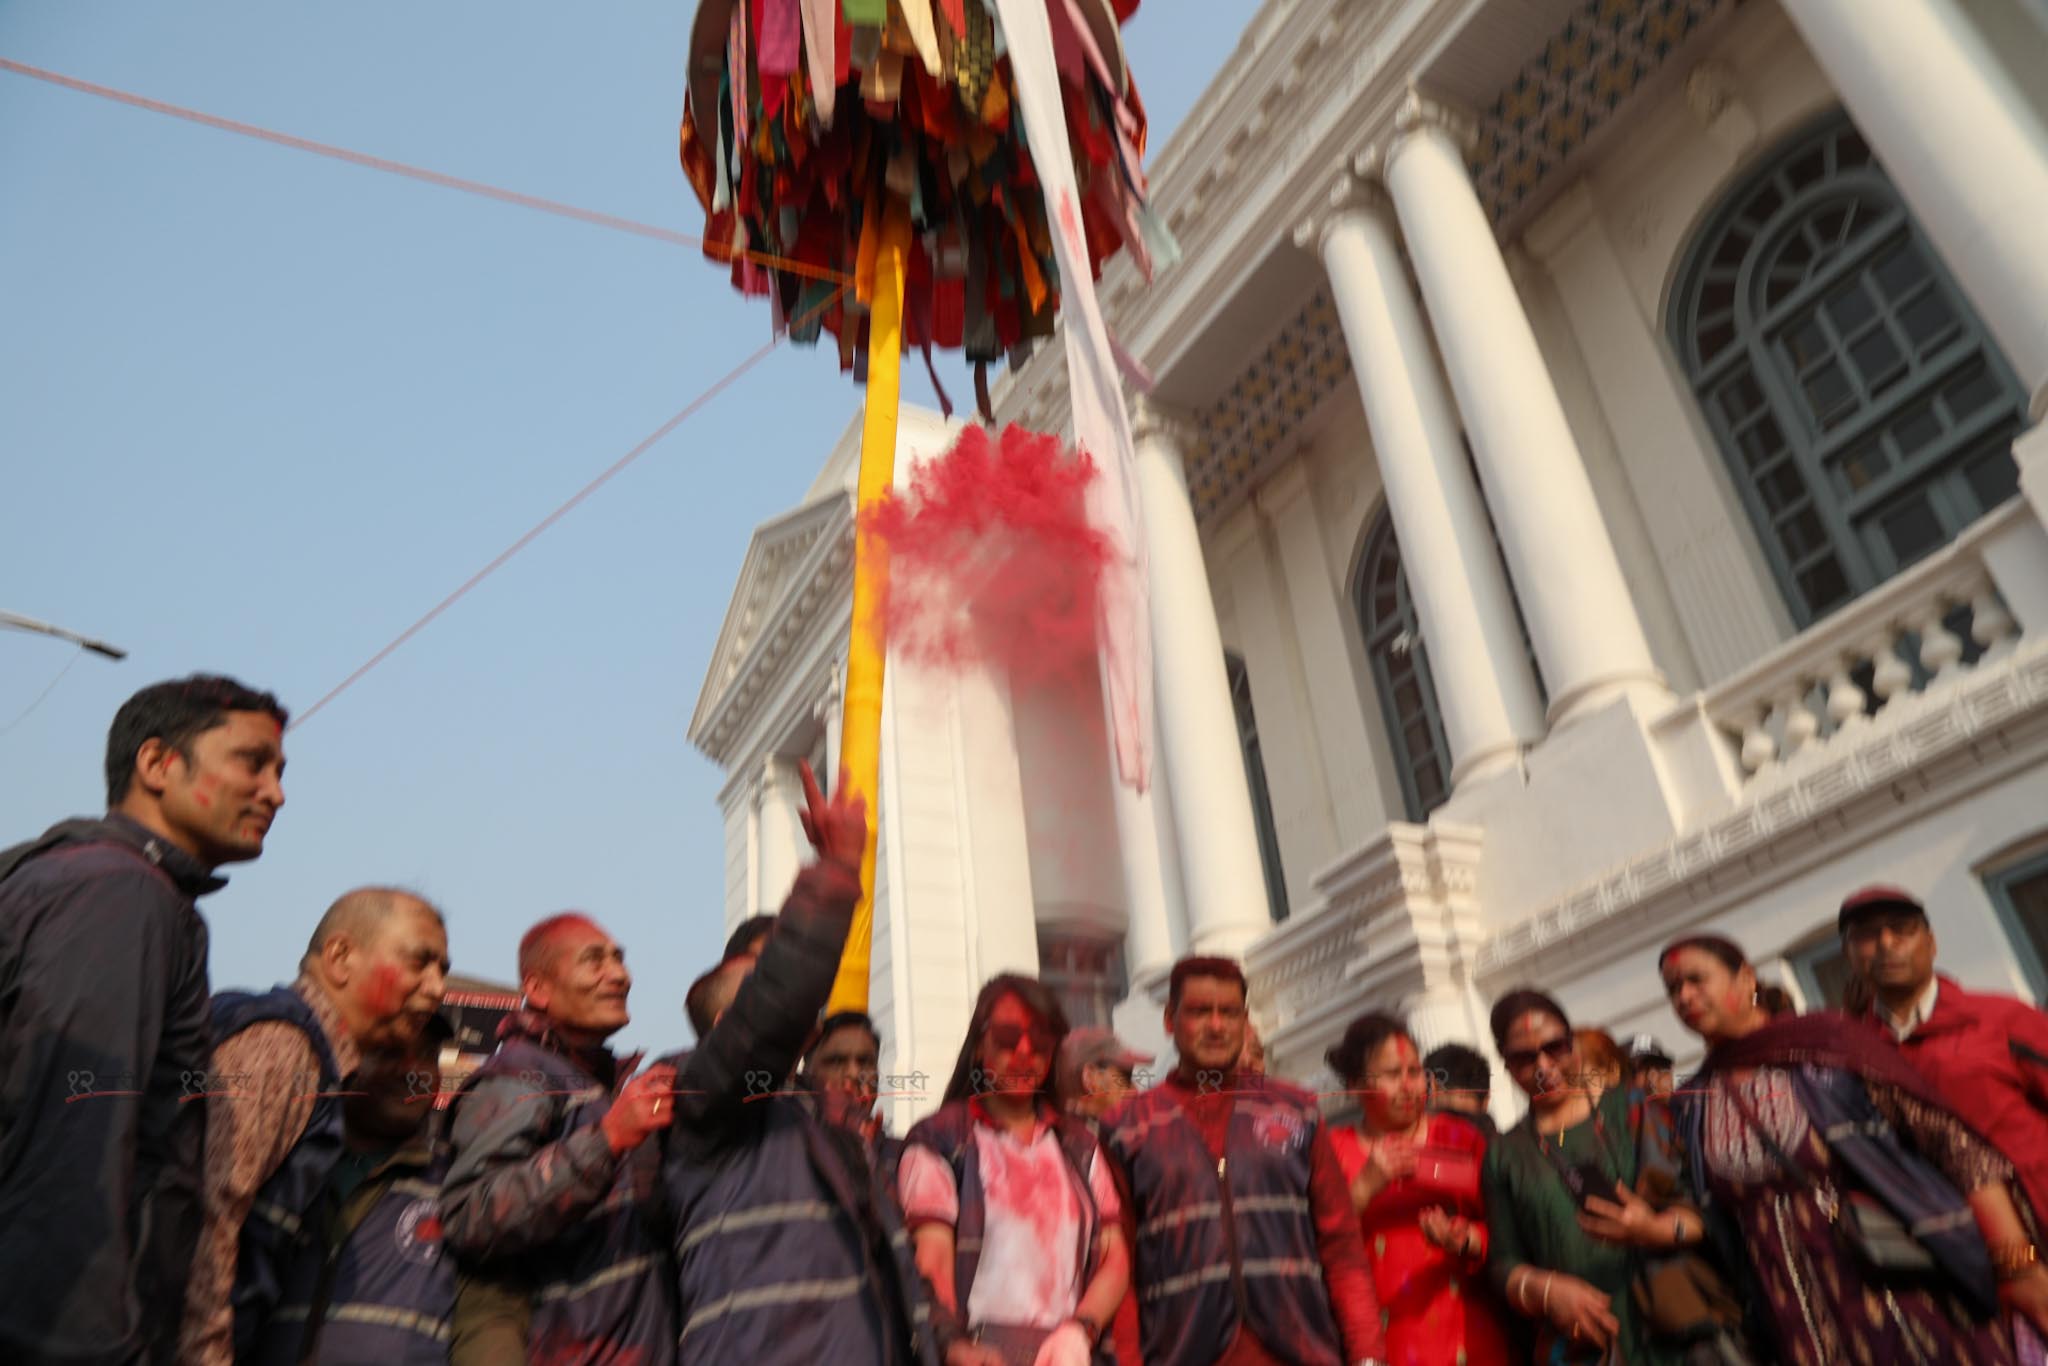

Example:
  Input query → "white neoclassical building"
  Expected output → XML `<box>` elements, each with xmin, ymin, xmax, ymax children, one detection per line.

<box><xmin>693</xmin><ymin>0</ymin><xmax>2048</xmax><ymax>1126</ymax></box>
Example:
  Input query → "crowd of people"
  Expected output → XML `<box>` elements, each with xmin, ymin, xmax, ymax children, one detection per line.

<box><xmin>7</xmin><ymin>674</ymin><xmax>2048</xmax><ymax>1366</ymax></box>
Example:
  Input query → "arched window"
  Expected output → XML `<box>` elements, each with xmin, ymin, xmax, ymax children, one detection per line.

<box><xmin>1671</xmin><ymin>111</ymin><xmax>2029</xmax><ymax>627</ymax></box>
<box><xmin>1225</xmin><ymin>652</ymin><xmax>1289</xmax><ymax>922</ymax></box>
<box><xmin>1353</xmin><ymin>513</ymin><xmax>1450</xmax><ymax>822</ymax></box>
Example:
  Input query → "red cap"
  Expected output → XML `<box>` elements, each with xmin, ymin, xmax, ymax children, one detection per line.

<box><xmin>1838</xmin><ymin>884</ymin><xmax>1926</xmax><ymax>934</ymax></box>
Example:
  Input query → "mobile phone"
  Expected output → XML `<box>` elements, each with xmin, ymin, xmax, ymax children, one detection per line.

<box><xmin>1571</xmin><ymin>1161</ymin><xmax>1614</xmax><ymax>1207</ymax></box>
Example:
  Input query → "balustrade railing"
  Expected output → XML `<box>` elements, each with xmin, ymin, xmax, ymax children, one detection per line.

<box><xmin>1703</xmin><ymin>501</ymin><xmax>2035</xmax><ymax>781</ymax></box>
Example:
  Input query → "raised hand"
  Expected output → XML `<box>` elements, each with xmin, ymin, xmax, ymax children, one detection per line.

<box><xmin>797</xmin><ymin>759</ymin><xmax>867</xmax><ymax>874</ymax></box>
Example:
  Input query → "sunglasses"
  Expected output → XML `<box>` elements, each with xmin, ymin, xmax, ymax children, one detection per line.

<box><xmin>985</xmin><ymin>1022</ymin><xmax>1055</xmax><ymax>1053</ymax></box>
<box><xmin>1503</xmin><ymin>1037</ymin><xmax>1574</xmax><ymax>1072</ymax></box>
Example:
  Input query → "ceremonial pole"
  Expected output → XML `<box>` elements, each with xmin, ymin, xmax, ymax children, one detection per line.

<box><xmin>828</xmin><ymin>198</ymin><xmax>910</xmax><ymax>1015</ymax></box>
<box><xmin>681</xmin><ymin>0</ymin><xmax>1172</xmax><ymax>1018</ymax></box>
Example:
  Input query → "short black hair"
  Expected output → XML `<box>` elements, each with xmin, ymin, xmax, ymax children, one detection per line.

<box><xmin>685</xmin><ymin>957</ymin><xmax>751</xmax><ymax>1040</ymax></box>
<box><xmin>723</xmin><ymin>915</ymin><xmax>776</xmax><ymax>960</ymax></box>
<box><xmin>805</xmin><ymin>1011</ymin><xmax>880</xmax><ymax>1066</ymax></box>
<box><xmin>105</xmin><ymin>675</ymin><xmax>287</xmax><ymax>805</ymax></box>
<box><xmin>1325</xmin><ymin>1011</ymin><xmax>1410</xmax><ymax>1086</ymax></box>
<box><xmin>1424</xmin><ymin>1043</ymin><xmax>1492</xmax><ymax>1096</ymax></box>
<box><xmin>1488</xmin><ymin>987</ymin><xmax>1570</xmax><ymax>1049</ymax></box>
<box><xmin>1167</xmin><ymin>955</ymin><xmax>1248</xmax><ymax>1013</ymax></box>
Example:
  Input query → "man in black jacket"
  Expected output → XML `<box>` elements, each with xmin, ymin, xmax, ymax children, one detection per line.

<box><xmin>0</xmin><ymin>674</ymin><xmax>287</xmax><ymax>1365</ymax></box>
<box><xmin>663</xmin><ymin>762</ymin><xmax>937</xmax><ymax>1366</ymax></box>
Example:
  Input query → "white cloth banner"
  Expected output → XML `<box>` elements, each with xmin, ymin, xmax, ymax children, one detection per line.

<box><xmin>990</xmin><ymin>0</ymin><xmax>1154</xmax><ymax>793</ymax></box>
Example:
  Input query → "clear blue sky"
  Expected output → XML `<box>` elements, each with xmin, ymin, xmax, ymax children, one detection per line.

<box><xmin>0</xmin><ymin>1</ymin><xmax>1247</xmax><ymax>1053</ymax></box>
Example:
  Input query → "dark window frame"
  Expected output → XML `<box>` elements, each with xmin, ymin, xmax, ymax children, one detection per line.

<box><xmin>1225</xmin><ymin>652</ymin><xmax>1290</xmax><ymax>923</ymax></box>
<box><xmin>1985</xmin><ymin>847</ymin><xmax>2048</xmax><ymax>1004</ymax></box>
<box><xmin>1669</xmin><ymin>109</ymin><xmax>2028</xmax><ymax>628</ymax></box>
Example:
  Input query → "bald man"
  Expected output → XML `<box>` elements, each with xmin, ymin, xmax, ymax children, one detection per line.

<box><xmin>180</xmin><ymin>887</ymin><xmax>449</xmax><ymax>1366</ymax></box>
<box><xmin>439</xmin><ymin>913</ymin><xmax>677</xmax><ymax>1364</ymax></box>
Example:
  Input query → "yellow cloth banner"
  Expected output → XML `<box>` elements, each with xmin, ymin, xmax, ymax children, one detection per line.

<box><xmin>826</xmin><ymin>198</ymin><xmax>911</xmax><ymax>1016</ymax></box>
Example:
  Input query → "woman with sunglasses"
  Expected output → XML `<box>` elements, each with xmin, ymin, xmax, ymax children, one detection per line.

<box><xmin>1479</xmin><ymin>989</ymin><xmax>1681</xmax><ymax>1363</ymax></box>
<box><xmin>1327</xmin><ymin>1011</ymin><xmax>1511</xmax><ymax>1366</ymax></box>
<box><xmin>1657</xmin><ymin>934</ymin><xmax>2043</xmax><ymax>1365</ymax></box>
<box><xmin>898</xmin><ymin>975</ymin><xmax>1129</xmax><ymax>1366</ymax></box>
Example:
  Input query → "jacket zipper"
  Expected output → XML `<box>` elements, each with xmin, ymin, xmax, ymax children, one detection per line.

<box><xmin>1215</xmin><ymin>1154</ymin><xmax>1251</xmax><ymax>1328</ymax></box>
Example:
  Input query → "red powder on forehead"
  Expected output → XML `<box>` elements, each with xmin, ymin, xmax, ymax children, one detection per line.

<box><xmin>864</xmin><ymin>425</ymin><xmax>1111</xmax><ymax>683</ymax></box>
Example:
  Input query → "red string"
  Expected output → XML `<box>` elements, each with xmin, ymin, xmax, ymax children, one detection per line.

<box><xmin>1</xmin><ymin>53</ymin><xmax>860</xmax><ymax>729</ymax></box>
<box><xmin>286</xmin><ymin>281</ymin><xmax>850</xmax><ymax>732</ymax></box>
<box><xmin>0</xmin><ymin>57</ymin><xmax>851</xmax><ymax>284</ymax></box>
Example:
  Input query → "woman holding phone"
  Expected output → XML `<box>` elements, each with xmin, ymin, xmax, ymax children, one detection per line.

<box><xmin>1329</xmin><ymin>1011</ymin><xmax>1511</xmax><ymax>1366</ymax></box>
<box><xmin>1479</xmin><ymin>989</ymin><xmax>1686</xmax><ymax>1364</ymax></box>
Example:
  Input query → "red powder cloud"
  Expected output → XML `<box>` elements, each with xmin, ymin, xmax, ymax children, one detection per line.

<box><xmin>864</xmin><ymin>425</ymin><xmax>1110</xmax><ymax>683</ymax></box>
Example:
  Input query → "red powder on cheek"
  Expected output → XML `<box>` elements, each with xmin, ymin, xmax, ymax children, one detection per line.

<box><xmin>364</xmin><ymin>963</ymin><xmax>404</xmax><ymax>1017</ymax></box>
<box><xmin>864</xmin><ymin>425</ymin><xmax>1111</xmax><ymax>683</ymax></box>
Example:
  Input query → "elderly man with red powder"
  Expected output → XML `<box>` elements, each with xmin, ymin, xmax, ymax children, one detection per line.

<box><xmin>1842</xmin><ymin>884</ymin><xmax>2048</xmax><ymax>1300</ymax></box>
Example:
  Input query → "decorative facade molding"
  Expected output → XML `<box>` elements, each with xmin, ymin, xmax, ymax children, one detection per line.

<box><xmin>1185</xmin><ymin>290</ymin><xmax>1354</xmax><ymax>524</ymax></box>
<box><xmin>1246</xmin><ymin>822</ymin><xmax>1486</xmax><ymax>1082</ymax></box>
<box><xmin>1290</xmin><ymin>155</ymin><xmax>1392</xmax><ymax>259</ymax></box>
<box><xmin>1126</xmin><ymin>392</ymin><xmax>1201</xmax><ymax>454</ymax></box>
<box><xmin>1392</xmin><ymin>87</ymin><xmax>1481</xmax><ymax>157</ymax></box>
<box><xmin>1684</xmin><ymin>58</ymin><xmax>1736</xmax><ymax>124</ymax></box>
<box><xmin>688</xmin><ymin>493</ymin><xmax>856</xmax><ymax>766</ymax></box>
<box><xmin>1475</xmin><ymin>640</ymin><xmax>2048</xmax><ymax>983</ymax></box>
<box><xmin>998</xmin><ymin>0</ymin><xmax>1746</xmax><ymax>538</ymax></box>
<box><xmin>1469</xmin><ymin>0</ymin><xmax>1743</xmax><ymax>226</ymax></box>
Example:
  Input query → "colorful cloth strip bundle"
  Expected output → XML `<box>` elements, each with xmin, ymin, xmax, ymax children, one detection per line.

<box><xmin>679</xmin><ymin>0</ymin><xmax>1175</xmax><ymax>376</ymax></box>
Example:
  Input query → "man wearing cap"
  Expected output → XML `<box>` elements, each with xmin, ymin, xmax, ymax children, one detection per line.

<box><xmin>1056</xmin><ymin>1028</ymin><xmax>1153</xmax><ymax>1366</ymax></box>
<box><xmin>1056</xmin><ymin>1027</ymin><xmax>1154</xmax><ymax>1120</ymax></box>
<box><xmin>1624</xmin><ymin>1037</ymin><xmax>1674</xmax><ymax>1099</ymax></box>
<box><xmin>248</xmin><ymin>1013</ymin><xmax>458</xmax><ymax>1362</ymax></box>
<box><xmin>1842</xmin><ymin>884</ymin><xmax>2048</xmax><ymax>1274</ymax></box>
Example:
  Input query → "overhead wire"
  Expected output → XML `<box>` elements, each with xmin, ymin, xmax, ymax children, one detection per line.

<box><xmin>0</xmin><ymin>645</ymin><xmax>84</xmax><ymax>738</ymax></box>
<box><xmin>285</xmin><ymin>283</ymin><xmax>850</xmax><ymax>733</ymax></box>
<box><xmin>0</xmin><ymin>54</ymin><xmax>861</xmax><ymax>732</ymax></box>
<box><xmin>0</xmin><ymin>57</ymin><xmax>851</xmax><ymax>285</ymax></box>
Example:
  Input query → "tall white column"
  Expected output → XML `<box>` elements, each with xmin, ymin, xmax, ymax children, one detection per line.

<box><xmin>1780</xmin><ymin>0</ymin><xmax>2048</xmax><ymax>418</ymax></box>
<box><xmin>1131</xmin><ymin>398</ymin><xmax>1277</xmax><ymax>961</ymax></box>
<box><xmin>1109</xmin><ymin>760</ymin><xmax>1179</xmax><ymax>986</ymax></box>
<box><xmin>1383</xmin><ymin>98</ymin><xmax>1670</xmax><ymax>724</ymax></box>
<box><xmin>753</xmin><ymin>754</ymin><xmax>806</xmax><ymax>915</ymax></box>
<box><xmin>1299</xmin><ymin>189</ymin><xmax>1547</xmax><ymax>781</ymax></box>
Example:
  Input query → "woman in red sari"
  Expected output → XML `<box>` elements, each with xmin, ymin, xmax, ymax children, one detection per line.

<box><xmin>1327</xmin><ymin>1011</ymin><xmax>1512</xmax><ymax>1366</ymax></box>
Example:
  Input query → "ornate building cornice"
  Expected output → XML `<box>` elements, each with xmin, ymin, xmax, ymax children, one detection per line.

<box><xmin>688</xmin><ymin>493</ymin><xmax>855</xmax><ymax>766</ymax></box>
<box><xmin>1126</xmin><ymin>391</ymin><xmax>1202</xmax><ymax>453</ymax></box>
<box><xmin>1391</xmin><ymin>87</ymin><xmax>1481</xmax><ymax>157</ymax></box>
<box><xmin>997</xmin><ymin>0</ymin><xmax>1746</xmax><ymax>529</ymax></box>
<box><xmin>1289</xmin><ymin>154</ymin><xmax>1392</xmax><ymax>259</ymax></box>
